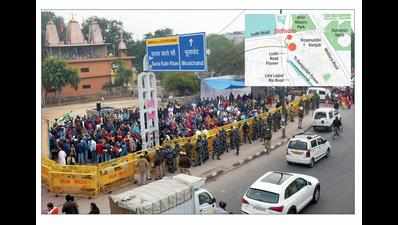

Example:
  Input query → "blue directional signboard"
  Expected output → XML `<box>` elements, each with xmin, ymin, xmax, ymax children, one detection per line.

<box><xmin>146</xmin><ymin>32</ymin><xmax>207</xmax><ymax>72</ymax></box>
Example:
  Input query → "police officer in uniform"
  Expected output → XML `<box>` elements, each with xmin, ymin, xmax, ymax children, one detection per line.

<box><xmin>212</xmin><ymin>134</ymin><xmax>222</xmax><ymax>160</ymax></box>
<box><xmin>229</xmin><ymin>127</ymin><xmax>235</xmax><ymax>151</ymax></box>
<box><xmin>232</xmin><ymin>126</ymin><xmax>241</xmax><ymax>156</ymax></box>
<box><xmin>184</xmin><ymin>139</ymin><xmax>194</xmax><ymax>161</ymax></box>
<box><xmin>194</xmin><ymin>135</ymin><xmax>203</xmax><ymax>166</ymax></box>
<box><xmin>201</xmin><ymin>132</ymin><xmax>209</xmax><ymax>163</ymax></box>
<box><xmin>267</xmin><ymin>113</ymin><xmax>273</xmax><ymax>132</ymax></box>
<box><xmin>252</xmin><ymin>117</ymin><xmax>258</xmax><ymax>142</ymax></box>
<box><xmin>219</xmin><ymin>128</ymin><xmax>228</xmax><ymax>154</ymax></box>
<box><xmin>242</xmin><ymin>121</ymin><xmax>252</xmax><ymax>144</ymax></box>
<box><xmin>288</xmin><ymin>104</ymin><xmax>295</xmax><ymax>122</ymax></box>
<box><xmin>264</xmin><ymin>125</ymin><xmax>272</xmax><ymax>152</ymax></box>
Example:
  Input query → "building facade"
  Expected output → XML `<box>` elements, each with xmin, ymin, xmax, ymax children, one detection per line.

<box><xmin>43</xmin><ymin>19</ymin><xmax>135</xmax><ymax>97</ymax></box>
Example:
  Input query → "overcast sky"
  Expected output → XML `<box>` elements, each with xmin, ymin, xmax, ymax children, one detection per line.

<box><xmin>51</xmin><ymin>10</ymin><xmax>252</xmax><ymax>40</ymax></box>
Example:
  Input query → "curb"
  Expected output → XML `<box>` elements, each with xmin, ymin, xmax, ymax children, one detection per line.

<box><xmin>205</xmin><ymin>169</ymin><xmax>224</xmax><ymax>181</ymax></box>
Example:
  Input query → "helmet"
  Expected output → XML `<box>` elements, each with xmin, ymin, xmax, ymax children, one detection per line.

<box><xmin>195</xmin><ymin>130</ymin><xmax>202</xmax><ymax>136</ymax></box>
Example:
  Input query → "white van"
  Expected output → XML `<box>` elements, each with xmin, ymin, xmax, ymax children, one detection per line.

<box><xmin>312</xmin><ymin>107</ymin><xmax>341</xmax><ymax>131</ymax></box>
<box><xmin>307</xmin><ymin>87</ymin><xmax>331</xmax><ymax>103</ymax></box>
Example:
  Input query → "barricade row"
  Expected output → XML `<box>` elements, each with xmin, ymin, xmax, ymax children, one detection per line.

<box><xmin>42</xmin><ymin>95</ymin><xmax>313</xmax><ymax>197</ymax></box>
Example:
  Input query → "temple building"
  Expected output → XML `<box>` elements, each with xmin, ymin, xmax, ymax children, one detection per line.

<box><xmin>43</xmin><ymin>18</ymin><xmax>135</xmax><ymax>97</ymax></box>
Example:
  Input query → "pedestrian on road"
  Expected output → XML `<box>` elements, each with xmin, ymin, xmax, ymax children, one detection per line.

<box><xmin>47</xmin><ymin>202</ymin><xmax>59</xmax><ymax>214</ymax></box>
<box><xmin>298</xmin><ymin>107</ymin><xmax>304</xmax><ymax>129</ymax></box>
<box><xmin>136</xmin><ymin>155</ymin><xmax>149</xmax><ymax>185</ymax></box>
<box><xmin>62</xmin><ymin>195</ymin><xmax>79</xmax><ymax>214</ymax></box>
<box><xmin>88</xmin><ymin>202</ymin><xmax>100</xmax><ymax>214</ymax></box>
<box><xmin>178</xmin><ymin>151</ymin><xmax>192</xmax><ymax>175</ymax></box>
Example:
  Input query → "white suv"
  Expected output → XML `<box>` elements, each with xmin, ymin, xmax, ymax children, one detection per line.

<box><xmin>286</xmin><ymin>133</ymin><xmax>331</xmax><ymax>168</ymax></box>
<box><xmin>312</xmin><ymin>107</ymin><xmax>341</xmax><ymax>131</ymax></box>
<box><xmin>241</xmin><ymin>171</ymin><xmax>320</xmax><ymax>214</ymax></box>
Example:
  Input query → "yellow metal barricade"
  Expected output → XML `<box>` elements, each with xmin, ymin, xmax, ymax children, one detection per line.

<box><xmin>49</xmin><ymin>164</ymin><xmax>99</xmax><ymax>197</ymax></box>
<box><xmin>42</xmin><ymin>158</ymin><xmax>55</xmax><ymax>189</ymax></box>
<box><xmin>97</xmin><ymin>154</ymin><xmax>136</xmax><ymax>192</ymax></box>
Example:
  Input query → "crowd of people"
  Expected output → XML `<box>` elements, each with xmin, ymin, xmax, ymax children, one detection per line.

<box><xmin>48</xmin><ymin>92</ymin><xmax>318</xmax><ymax>166</ymax></box>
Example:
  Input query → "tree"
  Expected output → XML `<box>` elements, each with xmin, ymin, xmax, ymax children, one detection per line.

<box><xmin>127</xmin><ymin>40</ymin><xmax>146</xmax><ymax>72</ymax></box>
<box><xmin>207</xmin><ymin>34</ymin><xmax>244</xmax><ymax>75</ymax></box>
<box><xmin>161</xmin><ymin>73</ymin><xmax>199</xmax><ymax>96</ymax></box>
<box><xmin>144</xmin><ymin>28</ymin><xmax>173</xmax><ymax>39</ymax></box>
<box><xmin>42</xmin><ymin>57</ymin><xmax>80</xmax><ymax>103</ymax></box>
<box><xmin>81</xmin><ymin>16</ymin><xmax>133</xmax><ymax>55</ymax></box>
<box><xmin>113</xmin><ymin>60</ymin><xmax>133</xmax><ymax>87</ymax></box>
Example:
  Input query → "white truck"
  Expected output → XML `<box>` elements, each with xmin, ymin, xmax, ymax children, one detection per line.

<box><xmin>109</xmin><ymin>174</ymin><xmax>218</xmax><ymax>214</ymax></box>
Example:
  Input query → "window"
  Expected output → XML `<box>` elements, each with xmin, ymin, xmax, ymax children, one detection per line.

<box><xmin>80</xmin><ymin>67</ymin><xmax>90</xmax><ymax>73</ymax></box>
<box><xmin>314</xmin><ymin>112</ymin><xmax>327</xmax><ymax>119</ymax></box>
<box><xmin>310</xmin><ymin>140</ymin><xmax>317</xmax><ymax>148</ymax></box>
<box><xmin>295</xmin><ymin>178</ymin><xmax>308</xmax><ymax>190</ymax></box>
<box><xmin>317</xmin><ymin>138</ymin><xmax>324</xmax><ymax>145</ymax></box>
<box><xmin>246</xmin><ymin>188</ymin><xmax>279</xmax><ymax>203</ymax></box>
<box><xmin>288</xmin><ymin>140</ymin><xmax>308</xmax><ymax>150</ymax></box>
<box><xmin>285</xmin><ymin>178</ymin><xmax>307</xmax><ymax>199</ymax></box>
<box><xmin>82</xmin><ymin>85</ymin><xmax>91</xmax><ymax>89</ymax></box>
<box><xmin>198</xmin><ymin>192</ymin><xmax>213</xmax><ymax>205</ymax></box>
<box><xmin>319</xmin><ymin>91</ymin><xmax>325</xmax><ymax>95</ymax></box>
<box><xmin>328</xmin><ymin>112</ymin><xmax>334</xmax><ymax>119</ymax></box>
<box><xmin>285</xmin><ymin>182</ymin><xmax>299</xmax><ymax>199</ymax></box>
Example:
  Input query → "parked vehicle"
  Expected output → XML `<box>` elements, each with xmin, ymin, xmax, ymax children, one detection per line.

<box><xmin>109</xmin><ymin>174</ymin><xmax>218</xmax><ymax>214</ymax></box>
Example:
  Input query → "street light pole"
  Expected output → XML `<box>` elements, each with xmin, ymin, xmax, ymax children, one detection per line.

<box><xmin>281</xmin><ymin>87</ymin><xmax>287</xmax><ymax>139</ymax></box>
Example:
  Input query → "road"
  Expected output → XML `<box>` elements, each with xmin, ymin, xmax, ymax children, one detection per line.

<box><xmin>205</xmin><ymin>107</ymin><xmax>355</xmax><ymax>214</ymax></box>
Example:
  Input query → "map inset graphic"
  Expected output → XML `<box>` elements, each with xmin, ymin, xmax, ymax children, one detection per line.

<box><xmin>245</xmin><ymin>12</ymin><xmax>353</xmax><ymax>86</ymax></box>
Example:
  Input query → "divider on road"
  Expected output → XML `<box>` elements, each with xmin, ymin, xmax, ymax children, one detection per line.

<box><xmin>42</xmin><ymin>95</ymin><xmax>313</xmax><ymax>197</ymax></box>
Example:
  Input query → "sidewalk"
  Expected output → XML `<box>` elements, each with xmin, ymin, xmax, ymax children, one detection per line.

<box><xmin>41</xmin><ymin>110</ymin><xmax>314</xmax><ymax>214</ymax></box>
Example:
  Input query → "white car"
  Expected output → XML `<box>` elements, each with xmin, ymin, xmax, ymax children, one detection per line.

<box><xmin>312</xmin><ymin>107</ymin><xmax>341</xmax><ymax>131</ymax></box>
<box><xmin>286</xmin><ymin>133</ymin><xmax>331</xmax><ymax>167</ymax></box>
<box><xmin>307</xmin><ymin>87</ymin><xmax>331</xmax><ymax>103</ymax></box>
<box><xmin>241</xmin><ymin>171</ymin><xmax>320</xmax><ymax>214</ymax></box>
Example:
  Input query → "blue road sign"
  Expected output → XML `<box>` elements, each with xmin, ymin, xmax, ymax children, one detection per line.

<box><xmin>146</xmin><ymin>32</ymin><xmax>207</xmax><ymax>72</ymax></box>
<box><xmin>179</xmin><ymin>33</ymin><xmax>207</xmax><ymax>71</ymax></box>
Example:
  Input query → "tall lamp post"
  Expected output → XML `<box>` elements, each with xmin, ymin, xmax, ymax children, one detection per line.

<box><xmin>280</xmin><ymin>87</ymin><xmax>287</xmax><ymax>139</ymax></box>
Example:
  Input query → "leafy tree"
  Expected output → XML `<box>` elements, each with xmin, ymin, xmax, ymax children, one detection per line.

<box><xmin>144</xmin><ymin>28</ymin><xmax>173</xmax><ymax>39</ymax></box>
<box><xmin>161</xmin><ymin>73</ymin><xmax>199</xmax><ymax>96</ymax></box>
<box><xmin>127</xmin><ymin>40</ymin><xmax>146</xmax><ymax>72</ymax></box>
<box><xmin>42</xmin><ymin>57</ymin><xmax>80</xmax><ymax>102</ymax></box>
<box><xmin>112</xmin><ymin>60</ymin><xmax>133</xmax><ymax>87</ymax></box>
<box><xmin>206</xmin><ymin>34</ymin><xmax>244</xmax><ymax>75</ymax></box>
